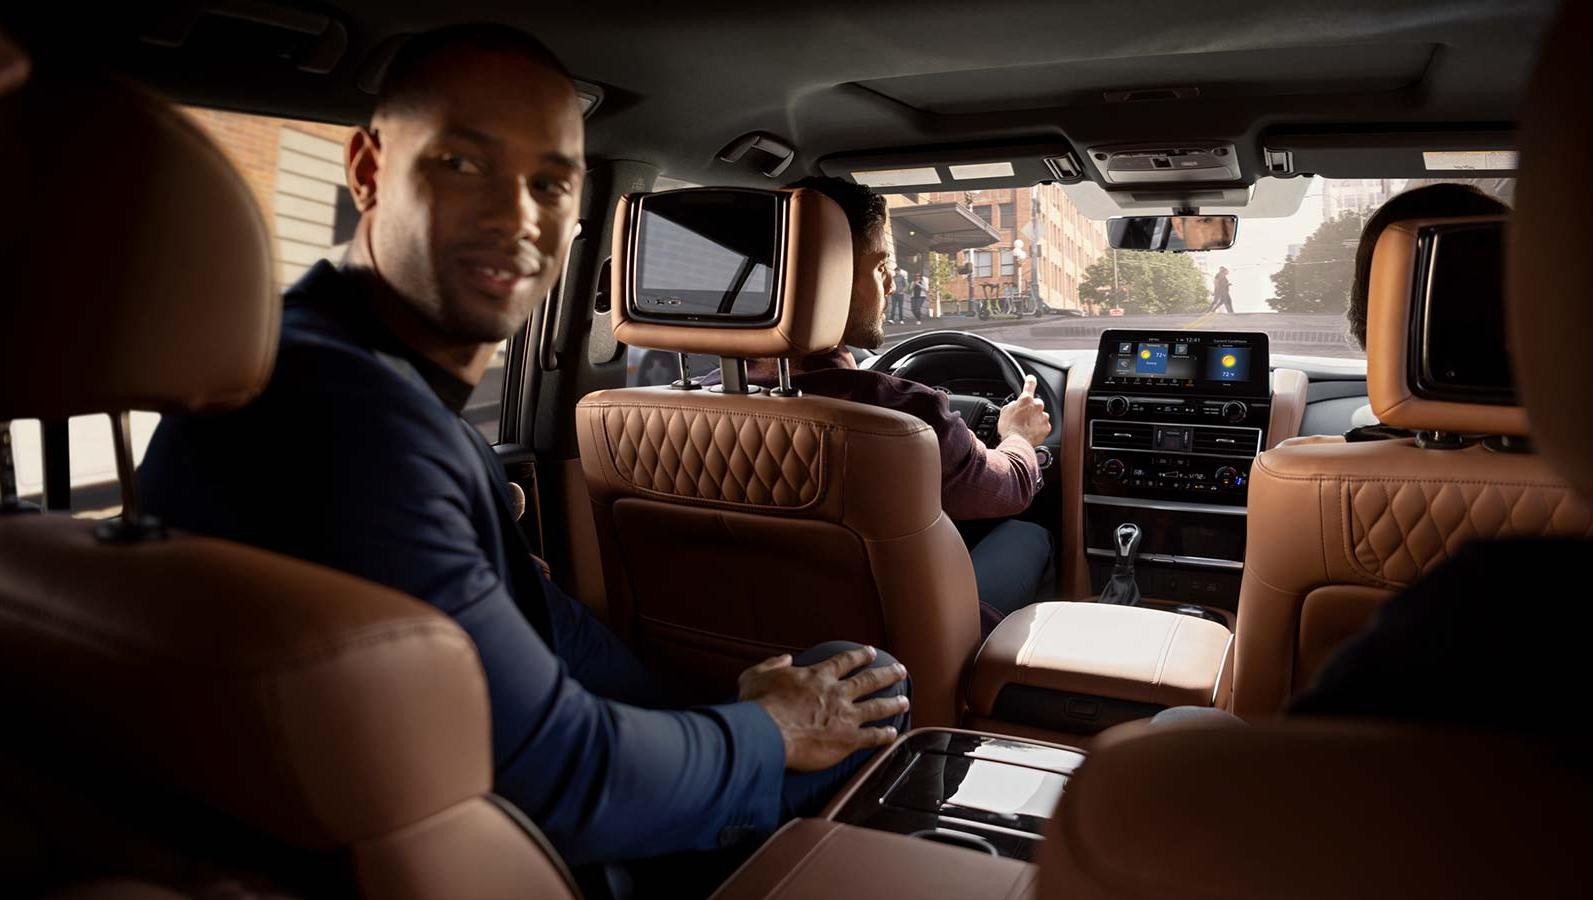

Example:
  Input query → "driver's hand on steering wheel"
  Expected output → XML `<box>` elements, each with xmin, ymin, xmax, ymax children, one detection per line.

<box><xmin>997</xmin><ymin>374</ymin><xmax>1052</xmax><ymax>446</ymax></box>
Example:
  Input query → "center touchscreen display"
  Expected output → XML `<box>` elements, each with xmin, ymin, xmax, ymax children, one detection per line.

<box><xmin>1093</xmin><ymin>329</ymin><xmax>1269</xmax><ymax>395</ymax></box>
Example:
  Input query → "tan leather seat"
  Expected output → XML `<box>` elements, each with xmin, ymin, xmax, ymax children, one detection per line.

<box><xmin>1230</xmin><ymin>212</ymin><xmax>1593</xmax><ymax>718</ymax></box>
<box><xmin>576</xmin><ymin>189</ymin><xmax>981</xmax><ymax>727</ymax></box>
<box><xmin>0</xmin><ymin>68</ymin><xmax>575</xmax><ymax>899</ymax></box>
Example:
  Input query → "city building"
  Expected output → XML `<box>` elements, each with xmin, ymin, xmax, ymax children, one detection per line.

<box><xmin>182</xmin><ymin>108</ymin><xmax>358</xmax><ymax>289</ymax></box>
<box><xmin>1320</xmin><ymin>177</ymin><xmax>1398</xmax><ymax>222</ymax></box>
<box><xmin>890</xmin><ymin>185</ymin><xmax>1106</xmax><ymax>314</ymax></box>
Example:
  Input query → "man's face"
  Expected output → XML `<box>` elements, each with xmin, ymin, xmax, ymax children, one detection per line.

<box><xmin>1170</xmin><ymin>216</ymin><xmax>1235</xmax><ymax>251</ymax></box>
<box><xmin>842</xmin><ymin>226</ymin><xmax>893</xmax><ymax>349</ymax></box>
<box><xmin>356</xmin><ymin>49</ymin><xmax>585</xmax><ymax>344</ymax></box>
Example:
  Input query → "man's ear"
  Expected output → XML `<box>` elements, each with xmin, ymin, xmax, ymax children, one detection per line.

<box><xmin>347</xmin><ymin>127</ymin><xmax>381</xmax><ymax>212</ymax></box>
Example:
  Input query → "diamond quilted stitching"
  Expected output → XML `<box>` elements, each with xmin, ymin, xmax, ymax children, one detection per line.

<box><xmin>1347</xmin><ymin>479</ymin><xmax>1593</xmax><ymax>585</ymax></box>
<box><xmin>602</xmin><ymin>406</ymin><xmax>827</xmax><ymax>508</ymax></box>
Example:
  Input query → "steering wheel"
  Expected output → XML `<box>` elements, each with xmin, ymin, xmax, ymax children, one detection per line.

<box><xmin>870</xmin><ymin>330</ymin><xmax>1029</xmax><ymax>447</ymax></box>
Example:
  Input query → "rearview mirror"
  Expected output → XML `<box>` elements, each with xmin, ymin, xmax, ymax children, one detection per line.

<box><xmin>1107</xmin><ymin>215</ymin><xmax>1238</xmax><ymax>252</ymax></box>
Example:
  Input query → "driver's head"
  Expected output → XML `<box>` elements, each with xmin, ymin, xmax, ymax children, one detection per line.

<box><xmin>1346</xmin><ymin>183</ymin><xmax>1508</xmax><ymax>349</ymax></box>
<box><xmin>346</xmin><ymin>24</ymin><xmax>585</xmax><ymax>347</ymax></box>
<box><xmin>786</xmin><ymin>175</ymin><xmax>893</xmax><ymax>349</ymax></box>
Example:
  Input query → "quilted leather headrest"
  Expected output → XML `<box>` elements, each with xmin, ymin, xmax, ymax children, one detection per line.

<box><xmin>1365</xmin><ymin>214</ymin><xmax>1525</xmax><ymax>436</ymax></box>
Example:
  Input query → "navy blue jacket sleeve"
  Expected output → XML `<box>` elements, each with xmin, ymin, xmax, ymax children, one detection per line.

<box><xmin>139</xmin><ymin>343</ymin><xmax>786</xmax><ymax>865</ymax></box>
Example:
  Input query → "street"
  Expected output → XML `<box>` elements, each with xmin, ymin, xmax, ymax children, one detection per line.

<box><xmin>882</xmin><ymin>310</ymin><xmax>1363</xmax><ymax>359</ymax></box>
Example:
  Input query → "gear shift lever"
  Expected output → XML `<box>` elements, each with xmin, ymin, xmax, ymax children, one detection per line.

<box><xmin>1098</xmin><ymin>522</ymin><xmax>1143</xmax><ymax>606</ymax></box>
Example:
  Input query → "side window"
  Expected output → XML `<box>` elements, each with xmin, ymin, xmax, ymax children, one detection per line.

<box><xmin>9</xmin><ymin>414</ymin><xmax>162</xmax><ymax>518</ymax></box>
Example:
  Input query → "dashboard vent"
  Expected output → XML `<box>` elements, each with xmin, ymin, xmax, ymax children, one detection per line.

<box><xmin>1191</xmin><ymin>426</ymin><xmax>1261</xmax><ymax>457</ymax></box>
<box><xmin>1091</xmin><ymin>421</ymin><xmax>1155</xmax><ymax>451</ymax></box>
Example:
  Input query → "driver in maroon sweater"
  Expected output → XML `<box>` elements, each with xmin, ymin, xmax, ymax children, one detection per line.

<box><xmin>735</xmin><ymin>176</ymin><xmax>1055</xmax><ymax>625</ymax></box>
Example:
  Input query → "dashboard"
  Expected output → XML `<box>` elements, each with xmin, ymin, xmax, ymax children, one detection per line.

<box><xmin>872</xmin><ymin>331</ymin><xmax>1370</xmax><ymax>612</ymax></box>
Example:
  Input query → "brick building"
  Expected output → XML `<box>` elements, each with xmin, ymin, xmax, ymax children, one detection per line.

<box><xmin>182</xmin><ymin>108</ymin><xmax>359</xmax><ymax>289</ymax></box>
<box><xmin>941</xmin><ymin>185</ymin><xmax>1106</xmax><ymax>312</ymax></box>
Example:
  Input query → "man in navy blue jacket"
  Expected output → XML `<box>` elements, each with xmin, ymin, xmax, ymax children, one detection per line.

<box><xmin>139</xmin><ymin>25</ymin><xmax>908</xmax><ymax>867</ymax></box>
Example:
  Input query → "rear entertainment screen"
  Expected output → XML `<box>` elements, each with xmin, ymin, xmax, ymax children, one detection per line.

<box><xmin>1094</xmin><ymin>330</ymin><xmax>1269</xmax><ymax>396</ymax></box>
<box><xmin>628</xmin><ymin>188</ymin><xmax>784</xmax><ymax>324</ymax></box>
<box><xmin>1413</xmin><ymin>221</ymin><xmax>1515</xmax><ymax>404</ymax></box>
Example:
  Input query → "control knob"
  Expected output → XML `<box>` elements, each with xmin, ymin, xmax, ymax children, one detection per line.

<box><xmin>1101</xmin><ymin>458</ymin><xmax>1126</xmax><ymax>480</ymax></box>
<box><xmin>1105</xmin><ymin>396</ymin><xmax>1130</xmax><ymax>417</ymax></box>
<box><xmin>1221</xmin><ymin>400</ymin><xmax>1248</xmax><ymax>423</ymax></box>
<box><xmin>1215</xmin><ymin>465</ymin><xmax>1241</xmax><ymax>489</ymax></box>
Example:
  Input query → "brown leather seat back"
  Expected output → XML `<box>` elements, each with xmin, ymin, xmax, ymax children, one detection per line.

<box><xmin>576</xmin><ymin>189</ymin><xmax>981</xmax><ymax>727</ymax></box>
<box><xmin>1231</xmin><ymin>214</ymin><xmax>1593</xmax><ymax>718</ymax></box>
<box><xmin>1037</xmin><ymin>720</ymin><xmax>1592</xmax><ymax>900</ymax></box>
<box><xmin>0</xmin><ymin>64</ymin><xmax>575</xmax><ymax>899</ymax></box>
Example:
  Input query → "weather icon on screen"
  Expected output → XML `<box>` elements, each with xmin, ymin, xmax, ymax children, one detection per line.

<box><xmin>1207</xmin><ymin>347</ymin><xmax>1250</xmax><ymax>381</ymax></box>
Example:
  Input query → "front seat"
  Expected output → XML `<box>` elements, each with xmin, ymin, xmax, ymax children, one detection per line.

<box><xmin>0</xmin><ymin>67</ymin><xmax>576</xmax><ymax>899</ymax></box>
<box><xmin>575</xmin><ymin>188</ymin><xmax>981</xmax><ymax>727</ymax></box>
<box><xmin>1230</xmin><ymin>209</ymin><xmax>1593</xmax><ymax>718</ymax></box>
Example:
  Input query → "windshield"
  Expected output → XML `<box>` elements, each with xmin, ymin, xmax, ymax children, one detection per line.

<box><xmin>880</xmin><ymin>176</ymin><xmax>1514</xmax><ymax>365</ymax></box>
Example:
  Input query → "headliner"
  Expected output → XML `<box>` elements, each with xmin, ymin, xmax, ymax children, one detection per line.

<box><xmin>7</xmin><ymin>1</ymin><xmax>1559</xmax><ymax>190</ymax></box>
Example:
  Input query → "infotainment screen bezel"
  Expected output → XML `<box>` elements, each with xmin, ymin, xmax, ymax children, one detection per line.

<box><xmin>1091</xmin><ymin>329</ymin><xmax>1271</xmax><ymax>397</ymax></box>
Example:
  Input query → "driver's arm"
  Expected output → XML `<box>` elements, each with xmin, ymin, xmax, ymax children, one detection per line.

<box><xmin>888</xmin><ymin>374</ymin><xmax>1051</xmax><ymax>520</ymax></box>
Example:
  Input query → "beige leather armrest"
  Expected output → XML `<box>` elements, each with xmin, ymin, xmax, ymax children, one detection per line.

<box><xmin>1038</xmin><ymin>720</ymin><xmax>1592</xmax><ymax>900</ymax></box>
<box><xmin>711</xmin><ymin>819</ymin><xmax>1035</xmax><ymax>900</ymax></box>
<box><xmin>969</xmin><ymin>602</ymin><xmax>1233</xmax><ymax>715</ymax></box>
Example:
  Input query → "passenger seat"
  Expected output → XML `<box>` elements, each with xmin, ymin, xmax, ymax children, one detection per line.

<box><xmin>1230</xmin><ymin>209</ymin><xmax>1593</xmax><ymax>718</ymax></box>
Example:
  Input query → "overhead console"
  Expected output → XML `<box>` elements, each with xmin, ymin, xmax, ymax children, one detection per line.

<box><xmin>1084</xmin><ymin>329</ymin><xmax>1273</xmax><ymax>606</ymax></box>
<box><xmin>1087</xmin><ymin>141</ymin><xmax>1243</xmax><ymax>185</ymax></box>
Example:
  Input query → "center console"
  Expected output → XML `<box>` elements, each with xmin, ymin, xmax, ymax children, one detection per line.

<box><xmin>1084</xmin><ymin>329</ymin><xmax>1272</xmax><ymax>607</ymax></box>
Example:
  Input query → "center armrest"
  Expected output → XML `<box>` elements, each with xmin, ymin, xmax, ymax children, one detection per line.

<box><xmin>710</xmin><ymin>819</ymin><xmax>1035</xmax><ymax>900</ymax></box>
<box><xmin>969</xmin><ymin>602</ymin><xmax>1233</xmax><ymax>735</ymax></box>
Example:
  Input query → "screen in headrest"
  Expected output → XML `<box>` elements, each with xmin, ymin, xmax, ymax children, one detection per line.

<box><xmin>627</xmin><ymin>188</ymin><xmax>784</xmax><ymax>325</ymax></box>
<box><xmin>1412</xmin><ymin>221</ymin><xmax>1515</xmax><ymax>404</ymax></box>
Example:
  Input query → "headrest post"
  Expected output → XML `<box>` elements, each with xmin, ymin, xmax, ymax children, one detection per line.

<box><xmin>769</xmin><ymin>358</ymin><xmax>802</xmax><ymax>398</ymax></box>
<box><xmin>669</xmin><ymin>352</ymin><xmax>702</xmax><ymax>391</ymax></box>
<box><xmin>712</xmin><ymin>357</ymin><xmax>761</xmax><ymax>395</ymax></box>
<box><xmin>0</xmin><ymin>421</ymin><xmax>30</xmax><ymax>514</ymax></box>
<box><xmin>94</xmin><ymin>411</ymin><xmax>165</xmax><ymax>543</ymax></box>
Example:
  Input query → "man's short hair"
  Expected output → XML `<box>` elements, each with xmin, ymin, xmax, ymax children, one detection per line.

<box><xmin>787</xmin><ymin>175</ymin><xmax>889</xmax><ymax>253</ymax></box>
<box><xmin>1347</xmin><ymin>183</ymin><xmax>1509</xmax><ymax>349</ymax></box>
<box><xmin>374</xmin><ymin>24</ymin><xmax>571</xmax><ymax>122</ymax></box>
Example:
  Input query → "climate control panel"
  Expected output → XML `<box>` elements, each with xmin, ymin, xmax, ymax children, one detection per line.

<box><xmin>1084</xmin><ymin>392</ymin><xmax>1271</xmax><ymax>507</ymax></box>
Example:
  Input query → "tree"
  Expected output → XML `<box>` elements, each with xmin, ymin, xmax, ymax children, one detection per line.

<box><xmin>1266</xmin><ymin>212</ymin><xmax>1363</xmax><ymax>313</ymax></box>
<box><xmin>927</xmin><ymin>251</ymin><xmax>959</xmax><ymax>303</ymax></box>
<box><xmin>1079</xmin><ymin>250</ymin><xmax>1209</xmax><ymax>315</ymax></box>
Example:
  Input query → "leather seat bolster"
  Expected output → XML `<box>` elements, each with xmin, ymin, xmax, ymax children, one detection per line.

<box><xmin>1039</xmin><ymin>720</ymin><xmax>1592</xmax><ymax>900</ymax></box>
<box><xmin>0</xmin><ymin>516</ymin><xmax>491</xmax><ymax>848</ymax></box>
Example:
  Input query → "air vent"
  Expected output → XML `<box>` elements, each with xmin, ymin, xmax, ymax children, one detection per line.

<box><xmin>1190</xmin><ymin>426</ymin><xmax>1261</xmax><ymax>457</ymax></box>
<box><xmin>1091</xmin><ymin>421</ymin><xmax>1155</xmax><ymax>451</ymax></box>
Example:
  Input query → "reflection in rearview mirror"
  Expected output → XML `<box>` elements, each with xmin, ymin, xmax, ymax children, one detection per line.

<box><xmin>1107</xmin><ymin>215</ymin><xmax>1238</xmax><ymax>252</ymax></box>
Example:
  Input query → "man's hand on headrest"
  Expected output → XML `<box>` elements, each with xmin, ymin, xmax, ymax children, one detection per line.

<box><xmin>997</xmin><ymin>374</ymin><xmax>1052</xmax><ymax>447</ymax></box>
